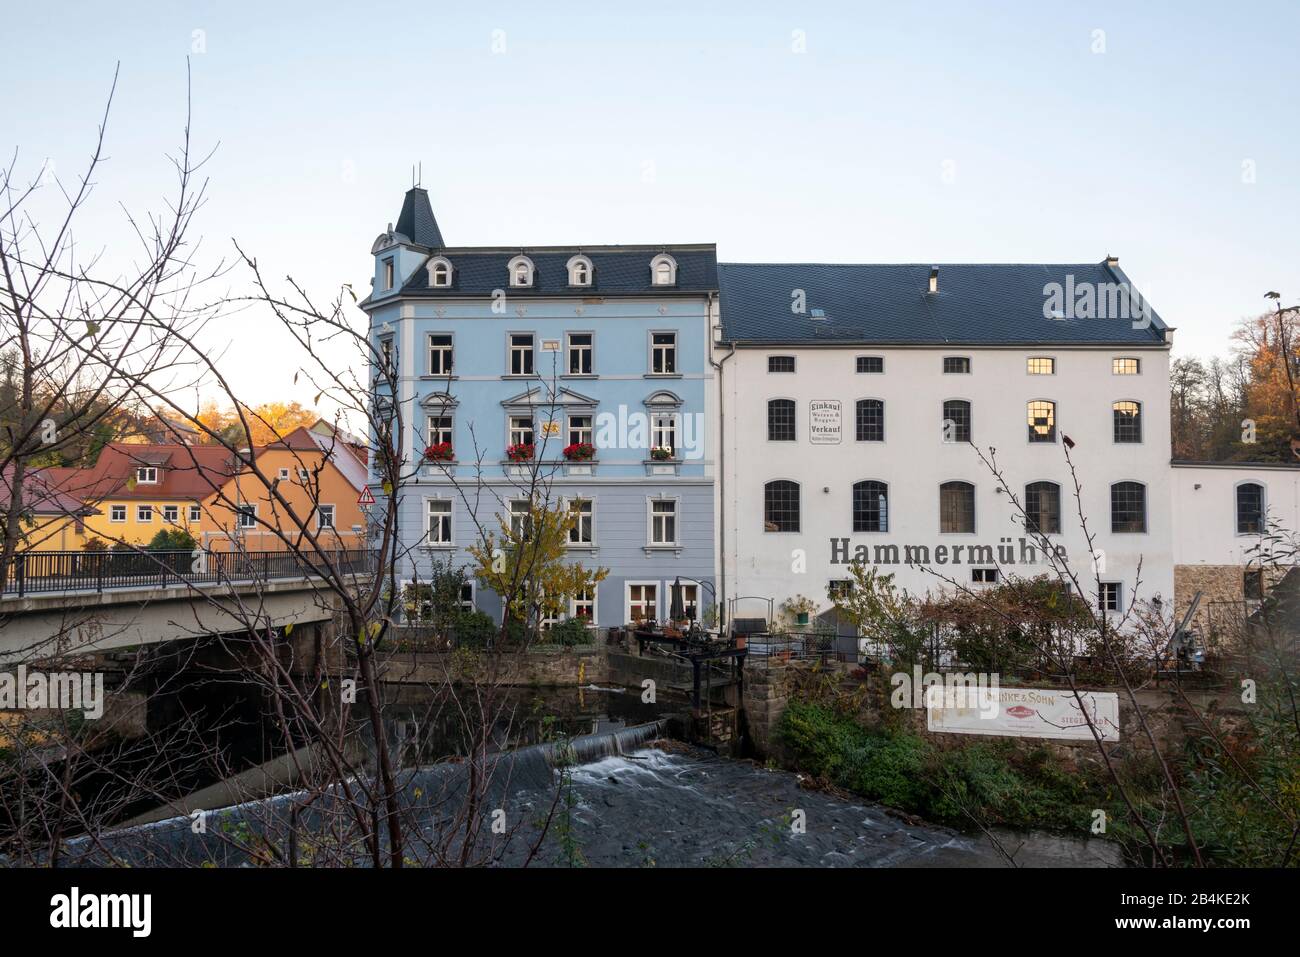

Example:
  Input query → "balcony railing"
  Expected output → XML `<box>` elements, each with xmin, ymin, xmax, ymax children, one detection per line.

<box><xmin>1</xmin><ymin>548</ymin><xmax>376</xmax><ymax>598</ymax></box>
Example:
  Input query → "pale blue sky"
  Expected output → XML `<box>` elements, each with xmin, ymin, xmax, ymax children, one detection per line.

<box><xmin>3</xmin><ymin>1</ymin><xmax>1297</xmax><ymax>407</ymax></box>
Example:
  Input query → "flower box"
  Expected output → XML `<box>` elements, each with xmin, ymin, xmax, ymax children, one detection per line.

<box><xmin>563</xmin><ymin>442</ymin><xmax>595</xmax><ymax>461</ymax></box>
<box><xmin>423</xmin><ymin>442</ymin><xmax>454</xmax><ymax>463</ymax></box>
<box><xmin>506</xmin><ymin>443</ymin><xmax>535</xmax><ymax>462</ymax></box>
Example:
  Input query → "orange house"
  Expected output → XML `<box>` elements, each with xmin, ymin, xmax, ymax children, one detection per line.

<box><xmin>201</xmin><ymin>426</ymin><xmax>368</xmax><ymax>552</ymax></box>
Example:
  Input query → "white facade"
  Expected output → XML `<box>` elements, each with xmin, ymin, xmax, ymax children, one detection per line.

<box><xmin>1172</xmin><ymin>462</ymin><xmax>1300</xmax><ymax>566</ymax></box>
<box><xmin>716</xmin><ymin>344</ymin><xmax>1174</xmax><ymax>619</ymax></box>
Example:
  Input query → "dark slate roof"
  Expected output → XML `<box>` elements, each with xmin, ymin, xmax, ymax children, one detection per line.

<box><xmin>400</xmin><ymin>246</ymin><xmax>718</xmax><ymax>298</ymax></box>
<box><xmin>717</xmin><ymin>261</ymin><xmax>1168</xmax><ymax>346</ymax></box>
<box><xmin>396</xmin><ymin>188</ymin><xmax>444</xmax><ymax>248</ymax></box>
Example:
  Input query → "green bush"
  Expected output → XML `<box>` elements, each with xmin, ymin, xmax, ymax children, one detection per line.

<box><xmin>452</xmin><ymin>610</ymin><xmax>496</xmax><ymax>648</ymax></box>
<box><xmin>541</xmin><ymin>617</ymin><xmax>594</xmax><ymax>647</ymax></box>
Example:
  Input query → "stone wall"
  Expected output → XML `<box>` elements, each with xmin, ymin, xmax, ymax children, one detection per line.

<box><xmin>376</xmin><ymin>645</ymin><xmax>610</xmax><ymax>687</ymax></box>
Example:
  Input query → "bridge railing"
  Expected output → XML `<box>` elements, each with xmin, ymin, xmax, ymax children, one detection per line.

<box><xmin>1</xmin><ymin>548</ymin><xmax>376</xmax><ymax>598</ymax></box>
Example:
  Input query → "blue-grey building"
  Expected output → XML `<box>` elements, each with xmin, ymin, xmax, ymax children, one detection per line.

<box><xmin>362</xmin><ymin>188</ymin><xmax>717</xmax><ymax>630</ymax></box>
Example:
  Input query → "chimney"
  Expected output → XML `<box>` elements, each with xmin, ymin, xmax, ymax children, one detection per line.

<box><xmin>1105</xmin><ymin>254</ymin><xmax>1119</xmax><ymax>268</ymax></box>
<box><xmin>928</xmin><ymin>267</ymin><xmax>938</xmax><ymax>295</ymax></box>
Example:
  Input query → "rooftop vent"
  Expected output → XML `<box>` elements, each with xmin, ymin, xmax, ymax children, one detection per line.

<box><xmin>928</xmin><ymin>267</ymin><xmax>938</xmax><ymax>294</ymax></box>
<box><xmin>810</xmin><ymin>308</ymin><xmax>827</xmax><ymax>321</ymax></box>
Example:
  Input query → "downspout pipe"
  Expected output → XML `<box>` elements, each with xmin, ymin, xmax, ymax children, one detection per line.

<box><xmin>707</xmin><ymin>290</ymin><xmax>734</xmax><ymax>632</ymax></box>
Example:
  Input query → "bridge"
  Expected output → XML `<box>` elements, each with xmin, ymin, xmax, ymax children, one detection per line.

<box><xmin>0</xmin><ymin>549</ymin><xmax>374</xmax><ymax>664</ymax></box>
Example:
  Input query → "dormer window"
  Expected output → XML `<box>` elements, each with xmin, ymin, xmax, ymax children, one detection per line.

<box><xmin>383</xmin><ymin>257</ymin><xmax>395</xmax><ymax>291</ymax></box>
<box><xmin>136</xmin><ymin>466</ymin><xmax>158</xmax><ymax>484</ymax></box>
<box><xmin>508</xmin><ymin>255</ymin><xmax>535</xmax><ymax>288</ymax></box>
<box><xmin>650</xmin><ymin>253</ymin><xmax>677</xmax><ymax>287</ymax></box>
<box><xmin>567</xmin><ymin>255</ymin><xmax>593</xmax><ymax>287</ymax></box>
<box><xmin>428</xmin><ymin>256</ymin><xmax>453</xmax><ymax>288</ymax></box>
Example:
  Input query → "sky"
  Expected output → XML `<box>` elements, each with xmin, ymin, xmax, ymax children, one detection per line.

<box><xmin>3</xmin><ymin>0</ymin><xmax>1298</xmax><ymax>413</ymax></box>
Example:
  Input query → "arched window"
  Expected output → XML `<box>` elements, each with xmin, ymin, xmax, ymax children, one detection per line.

<box><xmin>853</xmin><ymin>481</ymin><xmax>889</xmax><ymax>532</ymax></box>
<box><xmin>856</xmin><ymin>399</ymin><xmax>884</xmax><ymax>442</ymax></box>
<box><xmin>1025</xmin><ymin>481</ymin><xmax>1061</xmax><ymax>534</ymax></box>
<box><xmin>650</xmin><ymin>253</ymin><xmax>677</xmax><ymax>287</ymax></box>
<box><xmin>767</xmin><ymin>399</ymin><xmax>796</xmax><ymax>441</ymax></box>
<box><xmin>507</xmin><ymin>255</ymin><xmax>535</xmax><ymax>288</ymax></box>
<box><xmin>1111</xmin><ymin>481</ymin><xmax>1146</xmax><ymax>533</ymax></box>
<box><xmin>764</xmin><ymin>480</ymin><xmax>800</xmax><ymax>532</ymax></box>
<box><xmin>1027</xmin><ymin>400</ymin><xmax>1056</xmax><ymax>443</ymax></box>
<box><xmin>942</xmin><ymin>400</ymin><xmax>971</xmax><ymax>443</ymax></box>
<box><xmin>1236</xmin><ymin>482</ymin><xmax>1265</xmax><ymax>534</ymax></box>
<box><xmin>940</xmin><ymin>481</ymin><xmax>975</xmax><ymax>533</ymax></box>
<box><xmin>428</xmin><ymin>256</ymin><xmax>453</xmax><ymax>288</ymax></box>
<box><xmin>1113</xmin><ymin>401</ymin><xmax>1142</xmax><ymax>443</ymax></box>
<box><xmin>567</xmin><ymin>255</ymin><xmax>593</xmax><ymax>287</ymax></box>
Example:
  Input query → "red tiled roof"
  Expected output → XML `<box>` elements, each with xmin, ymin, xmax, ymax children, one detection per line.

<box><xmin>0</xmin><ymin>463</ymin><xmax>99</xmax><ymax>516</ymax></box>
<box><xmin>41</xmin><ymin>443</ymin><xmax>239</xmax><ymax>504</ymax></box>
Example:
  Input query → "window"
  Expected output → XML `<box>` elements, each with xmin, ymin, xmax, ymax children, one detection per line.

<box><xmin>1098</xmin><ymin>582</ymin><xmax>1122</xmax><ymax>612</ymax></box>
<box><xmin>1244</xmin><ymin>569</ymin><xmax>1264</xmax><ymax>601</ymax></box>
<box><xmin>317</xmin><ymin>504</ymin><xmax>335</xmax><ymax>529</ymax></box>
<box><xmin>509</xmin><ymin>415</ymin><xmax>534</xmax><ymax>448</ymax></box>
<box><xmin>768</xmin><ymin>355</ymin><xmax>796</xmax><ymax>373</ymax></box>
<box><xmin>428</xmin><ymin>334</ymin><xmax>453</xmax><ymax>375</ymax></box>
<box><xmin>1027</xmin><ymin>357</ymin><xmax>1055</xmax><ymax>375</ymax></box>
<box><xmin>567</xmin><ymin>255</ymin><xmax>593</xmax><ymax>287</ymax></box>
<box><xmin>856</xmin><ymin>399</ymin><xmax>884</xmax><ymax>442</ymax></box>
<box><xmin>379</xmin><ymin>336</ymin><xmax>394</xmax><ymax>375</ymax></box>
<box><xmin>297</xmin><ymin>467</ymin><xmax>310</xmax><ymax>482</ymax></box>
<box><xmin>1113</xmin><ymin>401</ymin><xmax>1142</xmax><ymax>443</ymax></box>
<box><xmin>110</xmin><ymin>504</ymin><xmax>126</xmax><ymax>523</ymax></box>
<box><xmin>571</xmin><ymin>586</ymin><xmax>596</xmax><ymax>622</ymax></box>
<box><xmin>1113</xmin><ymin>357</ymin><xmax>1141</xmax><ymax>375</ymax></box>
<box><xmin>509</xmin><ymin>500</ymin><xmax>533</xmax><ymax>539</ymax></box>
<box><xmin>1110</xmin><ymin>482</ymin><xmax>1147</xmax><ymax>533</ymax></box>
<box><xmin>1236</xmin><ymin>482</ymin><xmax>1265</xmax><ymax>534</ymax></box>
<box><xmin>651</xmin><ymin>332</ymin><xmax>677</xmax><ymax>374</ymax></box>
<box><xmin>383</xmin><ymin>257</ymin><xmax>394</xmax><ymax>290</ymax></box>
<box><xmin>650</xmin><ymin>253</ymin><xmax>677</xmax><ymax>286</ymax></box>
<box><xmin>509</xmin><ymin>333</ymin><xmax>535</xmax><ymax>375</ymax></box>
<box><xmin>651</xmin><ymin>412</ymin><xmax>677</xmax><ymax>454</ymax></box>
<box><xmin>458</xmin><ymin>582</ymin><xmax>475</xmax><ymax>613</ymax></box>
<box><xmin>940</xmin><ymin>481</ymin><xmax>975</xmax><ymax>533</ymax></box>
<box><xmin>764</xmin><ymin>480</ymin><xmax>800</xmax><ymax>532</ymax></box>
<box><xmin>1027</xmin><ymin>400</ymin><xmax>1057</xmax><ymax>443</ymax></box>
<box><xmin>857</xmin><ymin>356</ymin><xmax>884</xmax><ymax>374</ymax></box>
<box><xmin>425</xmin><ymin>499</ymin><xmax>452</xmax><ymax>544</ymax></box>
<box><xmin>136</xmin><ymin>467</ymin><xmax>158</xmax><ymax>484</ymax></box>
<box><xmin>429</xmin><ymin>258</ymin><xmax>452</xmax><ymax>288</ymax></box>
<box><xmin>1024</xmin><ymin>481</ymin><xmax>1061</xmax><ymax>535</ymax></box>
<box><xmin>137</xmin><ymin>504</ymin><xmax>154</xmax><ymax>523</ymax></box>
<box><xmin>943</xmin><ymin>356</ymin><xmax>971</xmax><ymax>374</ymax></box>
<box><xmin>188</xmin><ymin>504</ymin><xmax>201</xmax><ymax>522</ymax></box>
<box><xmin>567</xmin><ymin>333</ymin><xmax>593</xmax><ymax>375</ymax></box>
<box><xmin>768</xmin><ymin>399</ymin><xmax>796</xmax><ymax>441</ymax></box>
<box><xmin>508</xmin><ymin>255</ymin><xmax>534</xmax><ymax>287</ymax></box>
<box><xmin>237</xmin><ymin>505</ymin><xmax>256</xmax><ymax>529</ymax></box>
<box><xmin>650</xmin><ymin>499</ymin><xmax>677</xmax><ymax>545</ymax></box>
<box><xmin>568</xmin><ymin>414</ymin><xmax>593</xmax><ymax>447</ymax></box>
<box><xmin>828</xmin><ymin>579</ymin><xmax>854</xmax><ymax>601</ymax></box>
<box><xmin>163</xmin><ymin>505</ymin><xmax>179</xmax><ymax>524</ymax></box>
<box><xmin>942</xmin><ymin>400</ymin><xmax>971</xmax><ymax>443</ymax></box>
<box><xmin>853</xmin><ymin>481</ymin><xmax>889</xmax><ymax>532</ymax></box>
<box><xmin>427</xmin><ymin>414</ymin><xmax>453</xmax><ymax>447</ymax></box>
<box><xmin>628</xmin><ymin>583</ymin><xmax>657</xmax><ymax>622</ymax></box>
<box><xmin>972</xmin><ymin>568</ymin><xmax>1000</xmax><ymax>584</ymax></box>
<box><xmin>676</xmin><ymin>583</ymin><xmax>699</xmax><ymax>620</ymax></box>
<box><xmin>569</xmin><ymin>499</ymin><xmax>593</xmax><ymax>545</ymax></box>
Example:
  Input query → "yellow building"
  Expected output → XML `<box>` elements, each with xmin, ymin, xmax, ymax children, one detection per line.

<box><xmin>1</xmin><ymin>464</ymin><xmax>97</xmax><ymax>552</ymax></box>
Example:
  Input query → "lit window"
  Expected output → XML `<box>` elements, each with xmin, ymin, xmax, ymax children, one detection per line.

<box><xmin>426</xmin><ymin>500</ymin><xmax>452</xmax><ymax>543</ymax></box>
<box><xmin>1027</xmin><ymin>357</ymin><xmax>1055</xmax><ymax>375</ymax></box>
<box><xmin>428</xmin><ymin>334</ymin><xmax>453</xmax><ymax>375</ymax></box>
<box><xmin>939</xmin><ymin>482</ymin><xmax>975</xmax><ymax>533</ymax></box>
<box><xmin>943</xmin><ymin>356</ymin><xmax>971</xmax><ymax>374</ymax></box>
<box><xmin>1113</xmin><ymin>357</ymin><xmax>1141</xmax><ymax>375</ymax></box>
<box><xmin>1113</xmin><ymin>401</ymin><xmax>1141</xmax><ymax>443</ymax></box>
<box><xmin>509</xmin><ymin>333</ymin><xmax>535</xmax><ymax>375</ymax></box>
<box><xmin>1027</xmin><ymin>400</ymin><xmax>1057</xmax><ymax>443</ymax></box>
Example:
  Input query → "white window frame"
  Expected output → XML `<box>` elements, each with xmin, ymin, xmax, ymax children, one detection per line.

<box><xmin>1098</xmin><ymin>581</ymin><xmax>1123</xmax><ymax>613</ymax></box>
<box><xmin>567</xmin><ymin>497</ymin><xmax>594</xmax><ymax>547</ymax></box>
<box><xmin>162</xmin><ymin>504</ymin><xmax>179</xmax><ymax>524</ymax></box>
<box><xmin>278</xmin><ymin>467</ymin><xmax>291</xmax><ymax>481</ymax></box>
<box><xmin>649</xmin><ymin>331</ymin><xmax>678</xmax><ymax>375</ymax></box>
<box><xmin>316</xmin><ymin>504</ymin><xmax>336</xmax><ymax>530</ymax></box>
<box><xmin>426</xmin><ymin>413</ymin><xmax>454</xmax><ymax>447</ymax></box>
<box><xmin>567</xmin><ymin>414</ymin><xmax>593</xmax><ymax>448</ymax></box>
<box><xmin>110</xmin><ymin>504</ymin><xmax>126</xmax><ymax>523</ymax></box>
<box><xmin>188</xmin><ymin>504</ymin><xmax>202</xmax><ymax>522</ymax></box>
<box><xmin>136</xmin><ymin>504</ymin><xmax>154</xmax><ymax>524</ymax></box>
<box><xmin>649</xmin><ymin>253</ymin><xmax>677</xmax><ymax>286</ymax></box>
<box><xmin>425</xmin><ymin>497</ymin><xmax>453</xmax><ymax>546</ymax></box>
<box><xmin>237</xmin><ymin>504</ymin><xmax>257</xmax><ymax>529</ymax></box>
<box><xmin>427</xmin><ymin>256</ymin><xmax>453</xmax><ymax>288</ymax></box>
<box><xmin>507</xmin><ymin>254</ymin><xmax>535</xmax><ymax>288</ymax></box>
<box><xmin>509</xmin><ymin>415</ymin><xmax>534</xmax><ymax>448</ymax></box>
<box><xmin>566</xmin><ymin>254</ymin><xmax>593</xmax><ymax>287</ymax></box>
<box><xmin>651</xmin><ymin>412</ymin><xmax>677</xmax><ymax>453</ymax></box>
<box><xmin>569</xmin><ymin>585</ymin><xmax>597</xmax><ymax>624</ymax></box>
<box><xmin>566</xmin><ymin>331</ymin><xmax>594</xmax><ymax>375</ymax></box>
<box><xmin>427</xmin><ymin>332</ymin><xmax>454</xmax><ymax>375</ymax></box>
<box><xmin>136</xmin><ymin>466</ymin><xmax>158</xmax><ymax>484</ymax></box>
<box><xmin>508</xmin><ymin>332</ymin><xmax>535</xmax><ymax>376</ymax></box>
<box><xmin>458</xmin><ymin>581</ymin><xmax>476</xmax><ymax>613</ymax></box>
<box><xmin>625</xmin><ymin>581</ymin><xmax>660</xmax><ymax>624</ymax></box>
<box><xmin>648</xmin><ymin>496</ymin><xmax>679</xmax><ymax>547</ymax></box>
<box><xmin>508</xmin><ymin>499</ymin><xmax>533</xmax><ymax>539</ymax></box>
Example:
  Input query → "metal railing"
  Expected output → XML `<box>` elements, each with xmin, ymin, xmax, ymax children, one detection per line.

<box><xmin>1</xmin><ymin>548</ymin><xmax>376</xmax><ymax>598</ymax></box>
